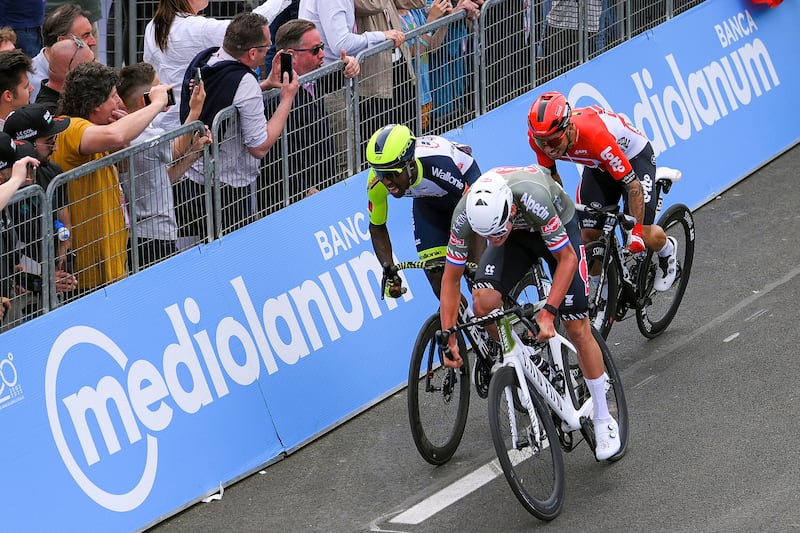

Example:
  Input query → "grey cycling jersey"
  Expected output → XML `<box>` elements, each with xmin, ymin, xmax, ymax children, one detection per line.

<box><xmin>446</xmin><ymin>165</ymin><xmax>576</xmax><ymax>266</ymax></box>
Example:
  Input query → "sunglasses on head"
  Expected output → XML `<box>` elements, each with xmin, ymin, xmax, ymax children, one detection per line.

<box><xmin>534</xmin><ymin>127</ymin><xmax>568</xmax><ymax>150</ymax></box>
<box><xmin>68</xmin><ymin>34</ymin><xmax>86</xmax><ymax>69</ymax></box>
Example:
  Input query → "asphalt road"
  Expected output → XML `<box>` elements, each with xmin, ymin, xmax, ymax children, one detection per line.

<box><xmin>151</xmin><ymin>145</ymin><xmax>800</xmax><ymax>533</ymax></box>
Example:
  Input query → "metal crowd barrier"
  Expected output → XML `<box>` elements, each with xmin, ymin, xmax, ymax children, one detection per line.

<box><xmin>0</xmin><ymin>0</ymin><xmax>709</xmax><ymax>333</ymax></box>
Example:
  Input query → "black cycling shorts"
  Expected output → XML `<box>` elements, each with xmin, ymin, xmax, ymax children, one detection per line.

<box><xmin>472</xmin><ymin>217</ymin><xmax>589</xmax><ymax>319</ymax></box>
<box><xmin>576</xmin><ymin>143</ymin><xmax>658</xmax><ymax>230</ymax></box>
<box><xmin>412</xmin><ymin>196</ymin><xmax>456</xmax><ymax>260</ymax></box>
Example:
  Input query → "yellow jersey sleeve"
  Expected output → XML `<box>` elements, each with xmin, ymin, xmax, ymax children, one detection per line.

<box><xmin>367</xmin><ymin>169</ymin><xmax>390</xmax><ymax>225</ymax></box>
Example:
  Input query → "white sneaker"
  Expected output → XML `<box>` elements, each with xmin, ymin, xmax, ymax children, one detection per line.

<box><xmin>654</xmin><ymin>236</ymin><xmax>678</xmax><ymax>291</ymax></box>
<box><xmin>594</xmin><ymin>417</ymin><xmax>621</xmax><ymax>460</ymax></box>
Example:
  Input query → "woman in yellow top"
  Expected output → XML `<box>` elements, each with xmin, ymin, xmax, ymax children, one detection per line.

<box><xmin>53</xmin><ymin>62</ymin><xmax>173</xmax><ymax>292</ymax></box>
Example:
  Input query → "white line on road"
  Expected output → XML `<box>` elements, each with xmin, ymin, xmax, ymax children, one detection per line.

<box><xmin>389</xmin><ymin>458</ymin><xmax>505</xmax><ymax>525</ymax></box>
<box><xmin>723</xmin><ymin>332</ymin><xmax>740</xmax><ymax>342</ymax></box>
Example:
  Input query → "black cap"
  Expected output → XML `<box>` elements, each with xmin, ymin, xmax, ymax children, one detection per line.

<box><xmin>3</xmin><ymin>104</ymin><xmax>70</xmax><ymax>142</ymax></box>
<box><xmin>0</xmin><ymin>132</ymin><xmax>36</xmax><ymax>171</ymax></box>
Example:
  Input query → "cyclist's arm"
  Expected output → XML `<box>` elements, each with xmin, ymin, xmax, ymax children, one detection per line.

<box><xmin>528</xmin><ymin>131</ymin><xmax>562</xmax><ymax>186</ymax></box>
<box><xmin>367</xmin><ymin>171</ymin><xmax>391</xmax><ymax>263</ymax></box>
<box><xmin>369</xmin><ymin>222</ymin><xmax>393</xmax><ymax>270</ymax></box>
<box><xmin>440</xmin><ymin>261</ymin><xmax>464</xmax><ymax>355</ymax></box>
<box><xmin>547</xmin><ymin>164</ymin><xmax>563</xmax><ymax>187</ymax></box>
<box><xmin>622</xmin><ymin>173</ymin><xmax>646</xmax><ymax>225</ymax></box>
<box><xmin>538</xmin><ymin>243</ymin><xmax>578</xmax><ymax>340</ymax></box>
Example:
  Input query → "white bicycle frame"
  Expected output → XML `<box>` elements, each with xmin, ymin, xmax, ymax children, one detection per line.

<box><xmin>459</xmin><ymin>301</ymin><xmax>493</xmax><ymax>359</ymax></box>
<box><xmin>494</xmin><ymin>311</ymin><xmax>594</xmax><ymax>442</ymax></box>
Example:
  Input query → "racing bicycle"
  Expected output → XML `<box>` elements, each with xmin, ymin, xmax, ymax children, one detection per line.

<box><xmin>381</xmin><ymin>258</ymin><xmax>551</xmax><ymax>465</ymax></box>
<box><xmin>582</xmin><ymin>166</ymin><xmax>696</xmax><ymax>339</ymax></box>
<box><xmin>436</xmin><ymin>303</ymin><xmax>628</xmax><ymax>520</ymax></box>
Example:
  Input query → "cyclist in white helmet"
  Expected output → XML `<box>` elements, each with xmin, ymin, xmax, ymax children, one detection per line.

<box><xmin>439</xmin><ymin>165</ymin><xmax>623</xmax><ymax>461</ymax></box>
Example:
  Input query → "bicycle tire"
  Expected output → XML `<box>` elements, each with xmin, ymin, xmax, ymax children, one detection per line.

<box><xmin>590</xmin><ymin>327</ymin><xmax>629</xmax><ymax>462</ymax></box>
<box><xmin>488</xmin><ymin>366</ymin><xmax>565</xmax><ymax>520</ymax></box>
<box><xmin>508</xmin><ymin>267</ymin><xmax>546</xmax><ymax>306</ymax></box>
<box><xmin>407</xmin><ymin>312</ymin><xmax>471</xmax><ymax>465</ymax></box>
<box><xmin>635</xmin><ymin>203</ymin><xmax>696</xmax><ymax>338</ymax></box>
<box><xmin>585</xmin><ymin>240</ymin><xmax>621</xmax><ymax>339</ymax></box>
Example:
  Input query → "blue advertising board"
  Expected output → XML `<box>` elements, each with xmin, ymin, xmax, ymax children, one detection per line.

<box><xmin>449</xmin><ymin>0</ymin><xmax>797</xmax><ymax>211</ymax></box>
<box><xmin>0</xmin><ymin>0</ymin><xmax>795</xmax><ymax>530</ymax></box>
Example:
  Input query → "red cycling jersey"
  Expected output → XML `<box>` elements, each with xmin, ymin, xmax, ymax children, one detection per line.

<box><xmin>529</xmin><ymin>105</ymin><xmax>650</xmax><ymax>182</ymax></box>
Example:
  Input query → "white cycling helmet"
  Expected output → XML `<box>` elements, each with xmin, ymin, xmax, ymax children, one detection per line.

<box><xmin>466</xmin><ymin>171</ymin><xmax>514</xmax><ymax>237</ymax></box>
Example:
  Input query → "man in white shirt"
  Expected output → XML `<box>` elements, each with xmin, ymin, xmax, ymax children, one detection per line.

<box><xmin>298</xmin><ymin>0</ymin><xmax>405</xmax><ymax>65</ymax></box>
<box><xmin>29</xmin><ymin>4</ymin><xmax>96</xmax><ymax>102</ymax></box>
<box><xmin>177</xmin><ymin>12</ymin><xmax>299</xmax><ymax>235</ymax></box>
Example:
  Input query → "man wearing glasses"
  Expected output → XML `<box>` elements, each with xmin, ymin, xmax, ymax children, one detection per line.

<box><xmin>365</xmin><ymin>123</ymin><xmax>482</xmax><ymax>300</ymax></box>
<box><xmin>258</xmin><ymin>18</ymin><xmax>360</xmax><ymax>211</ymax></box>
<box><xmin>177</xmin><ymin>11</ymin><xmax>298</xmax><ymax>235</ymax></box>
<box><xmin>30</xmin><ymin>4</ymin><xmax>97</xmax><ymax>102</ymax></box>
<box><xmin>34</xmin><ymin>36</ymin><xmax>95</xmax><ymax>115</ymax></box>
<box><xmin>2</xmin><ymin>103</ymin><xmax>79</xmax><ymax>313</ymax></box>
<box><xmin>438</xmin><ymin>167</ymin><xmax>623</xmax><ymax>461</ymax></box>
<box><xmin>527</xmin><ymin>90</ymin><xmax>677</xmax><ymax>292</ymax></box>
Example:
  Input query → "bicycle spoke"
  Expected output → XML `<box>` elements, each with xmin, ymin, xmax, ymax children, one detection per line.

<box><xmin>488</xmin><ymin>367</ymin><xmax>564</xmax><ymax>521</ymax></box>
<box><xmin>636</xmin><ymin>204</ymin><xmax>695</xmax><ymax>337</ymax></box>
<box><xmin>408</xmin><ymin>314</ymin><xmax>470</xmax><ymax>465</ymax></box>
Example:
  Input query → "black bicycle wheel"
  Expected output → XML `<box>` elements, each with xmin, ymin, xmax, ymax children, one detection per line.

<box><xmin>407</xmin><ymin>312</ymin><xmax>471</xmax><ymax>465</ymax></box>
<box><xmin>488</xmin><ymin>366</ymin><xmax>565</xmax><ymax>521</ymax></box>
<box><xmin>508</xmin><ymin>265</ymin><xmax>548</xmax><ymax>305</ymax></box>
<box><xmin>588</xmin><ymin>327</ymin><xmax>629</xmax><ymax>462</ymax></box>
<box><xmin>635</xmin><ymin>203</ymin><xmax>696</xmax><ymax>338</ymax></box>
<box><xmin>585</xmin><ymin>240</ymin><xmax>620</xmax><ymax>339</ymax></box>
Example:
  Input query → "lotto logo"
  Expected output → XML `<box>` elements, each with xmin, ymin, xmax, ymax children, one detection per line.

<box><xmin>640</xmin><ymin>174</ymin><xmax>653</xmax><ymax>204</ymax></box>
<box><xmin>600</xmin><ymin>146</ymin><xmax>626</xmax><ymax>174</ymax></box>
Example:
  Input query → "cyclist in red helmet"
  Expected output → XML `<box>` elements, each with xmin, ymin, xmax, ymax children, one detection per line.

<box><xmin>527</xmin><ymin>91</ymin><xmax>678</xmax><ymax>292</ymax></box>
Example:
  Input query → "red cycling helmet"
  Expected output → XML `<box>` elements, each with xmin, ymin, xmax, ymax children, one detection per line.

<box><xmin>528</xmin><ymin>91</ymin><xmax>572</xmax><ymax>137</ymax></box>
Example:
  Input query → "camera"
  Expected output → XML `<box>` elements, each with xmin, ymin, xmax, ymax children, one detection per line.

<box><xmin>280</xmin><ymin>52</ymin><xmax>293</xmax><ymax>82</ymax></box>
<box><xmin>144</xmin><ymin>87</ymin><xmax>176</xmax><ymax>107</ymax></box>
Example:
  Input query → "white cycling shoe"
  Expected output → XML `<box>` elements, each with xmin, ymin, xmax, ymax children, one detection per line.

<box><xmin>654</xmin><ymin>236</ymin><xmax>678</xmax><ymax>292</ymax></box>
<box><xmin>594</xmin><ymin>417</ymin><xmax>621</xmax><ymax>461</ymax></box>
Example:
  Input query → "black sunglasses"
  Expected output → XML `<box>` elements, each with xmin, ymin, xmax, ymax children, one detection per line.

<box><xmin>293</xmin><ymin>43</ymin><xmax>325</xmax><ymax>55</ymax></box>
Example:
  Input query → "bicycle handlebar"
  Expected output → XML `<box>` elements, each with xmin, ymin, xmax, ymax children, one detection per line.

<box><xmin>575</xmin><ymin>203</ymin><xmax>637</xmax><ymax>231</ymax></box>
<box><xmin>434</xmin><ymin>303</ymin><xmax>540</xmax><ymax>353</ymax></box>
<box><xmin>379</xmin><ymin>259</ymin><xmax>480</xmax><ymax>300</ymax></box>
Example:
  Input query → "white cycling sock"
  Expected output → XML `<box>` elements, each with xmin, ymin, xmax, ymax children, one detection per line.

<box><xmin>586</xmin><ymin>374</ymin><xmax>611</xmax><ymax>421</ymax></box>
<box><xmin>657</xmin><ymin>238</ymin><xmax>674</xmax><ymax>258</ymax></box>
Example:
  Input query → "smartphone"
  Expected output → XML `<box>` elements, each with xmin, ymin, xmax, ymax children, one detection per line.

<box><xmin>280</xmin><ymin>52</ymin><xmax>293</xmax><ymax>82</ymax></box>
<box><xmin>16</xmin><ymin>272</ymin><xmax>42</xmax><ymax>292</ymax></box>
<box><xmin>26</xmin><ymin>163</ymin><xmax>36</xmax><ymax>182</ymax></box>
<box><xmin>194</xmin><ymin>67</ymin><xmax>202</xmax><ymax>84</ymax></box>
<box><xmin>144</xmin><ymin>87</ymin><xmax>176</xmax><ymax>106</ymax></box>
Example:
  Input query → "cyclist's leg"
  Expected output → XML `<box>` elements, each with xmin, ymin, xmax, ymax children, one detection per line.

<box><xmin>412</xmin><ymin>197</ymin><xmax>452</xmax><ymax>299</ymax></box>
<box><xmin>472</xmin><ymin>231</ymin><xmax>539</xmax><ymax>317</ymax></box>
<box><xmin>624</xmin><ymin>149</ymin><xmax>678</xmax><ymax>290</ymax></box>
<box><xmin>547</xmin><ymin>219</ymin><xmax>621</xmax><ymax>459</ymax></box>
<box><xmin>576</xmin><ymin>167</ymin><xmax>622</xmax><ymax>274</ymax></box>
<box><xmin>627</xmin><ymin>145</ymin><xmax>667</xmax><ymax>251</ymax></box>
